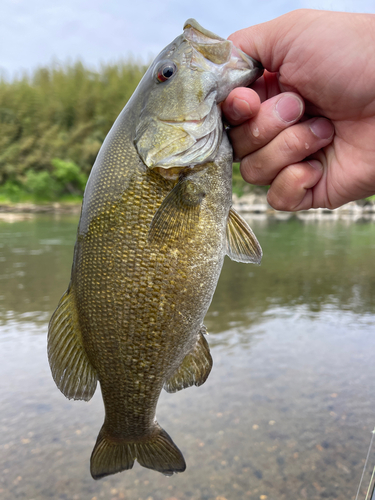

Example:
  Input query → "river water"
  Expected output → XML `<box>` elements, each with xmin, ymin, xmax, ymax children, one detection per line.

<box><xmin>1</xmin><ymin>213</ymin><xmax>375</xmax><ymax>500</ymax></box>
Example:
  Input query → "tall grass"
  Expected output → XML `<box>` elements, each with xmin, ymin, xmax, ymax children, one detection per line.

<box><xmin>0</xmin><ymin>60</ymin><xmax>148</xmax><ymax>202</ymax></box>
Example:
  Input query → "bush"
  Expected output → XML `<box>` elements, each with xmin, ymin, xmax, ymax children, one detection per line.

<box><xmin>24</xmin><ymin>170</ymin><xmax>59</xmax><ymax>200</ymax></box>
<box><xmin>0</xmin><ymin>60</ymin><xmax>148</xmax><ymax>201</ymax></box>
<box><xmin>51</xmin><ymin>158</ymin><xmax>88</xmax><ymax>194</ymax></box>
<box><xmin>0</xmin><ymin>180</ymin><xmax>23</xmax><ymax>202</ymax></box>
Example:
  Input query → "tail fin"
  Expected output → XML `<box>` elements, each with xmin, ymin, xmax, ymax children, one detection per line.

<box><xmin>90</xmin><ymin>424</ymin><xmax>186</xmax><ymax>479</ymax></box>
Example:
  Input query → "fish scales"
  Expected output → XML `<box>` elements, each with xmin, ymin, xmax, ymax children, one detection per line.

<box><xmin>77</xmin><ymin>155</ymin><xmax>225</xmax><ymax>429</ymax></box>
<box><xmin>48</xmin><ymin>19</ymin><xmax>263</xmax><ymax>479</ymax></box>
<box><xmin>78</xmin><ymin>169</ymin><xmax>225</xmax><ymax>436</ymax></box>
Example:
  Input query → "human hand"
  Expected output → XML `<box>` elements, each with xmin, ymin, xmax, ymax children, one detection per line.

<box><xmin>222</xmin><ymin>10</ymin><xmax>375</xmax><ymax>210</ymax></box>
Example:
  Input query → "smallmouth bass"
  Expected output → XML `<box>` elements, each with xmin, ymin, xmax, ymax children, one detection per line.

<box><xmin>48</xmin><ymin>19</ymin><xmax>263</xmax><ymax>479</ymax></box>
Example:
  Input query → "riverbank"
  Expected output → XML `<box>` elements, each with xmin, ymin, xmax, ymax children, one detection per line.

<box><xmin>0</xmin><ymin>202</ymin><xmax>82</xmax><ymax>214</ymax></box>
<box><xmin>231</xmin><ymin>192</ymin><xmax>375</xmax><ymax>221</ymax></box>
<box><xmin>1</xmin><ymin>193</ymin><xmax>375</xmax><ymax>222</ymax></box>
<box><xmin>0</xmin><ymin>202</ymin><xmax>81</xmax><ymax>223</ymax></box>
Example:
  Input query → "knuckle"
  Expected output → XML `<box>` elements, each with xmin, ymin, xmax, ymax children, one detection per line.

<box><xmin>267</xmin><ymin>190</ymin><xmax>289</xmax><ymax>211</ymax></box>
<box><xmin>288</xmin><ymin>164</ymin><xmax>306</xmax><ymax>184</ymax></box>
<box><xmin>270</xmin><ymin>193</ymin><xmax>299</xmax><ymax>212</ymax></box>
<box><xmin>239</xmin><ymin>157</ymin><xmax>254</xmax><ymax>183</ymax></box>
<box><xmin>281</xmin><ymin>131</ymin><xmax>302</xmax><ymax>156</ymax></box>
<box><xmin>267</xmin><ymin>165</ymin><xmax>307</xmax><ymax>212</ymax></box>
<box><xmin>240</xmin><ymin>156</ymin><xmax>263</xmax><ymax>184</ymax></box>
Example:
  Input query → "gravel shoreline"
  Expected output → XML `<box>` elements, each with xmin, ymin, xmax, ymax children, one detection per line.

<box><xmin>0</xmin><ymin>202</ymin><xmax>82</xmax><ymax>214</ymax></box>
<box><xmin>0</xmin><ymin>193</ymin><xmax>374</xmax><ymax>220</ymax></box>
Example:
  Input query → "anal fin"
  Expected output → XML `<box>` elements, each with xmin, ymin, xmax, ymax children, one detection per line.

<box><xmin>164</xmin><ymin>327</ymin><xmax>212</xmax><ymax>393</ymax></box>
<box><xmin>47</xmin><ymin>286</ymin><xmax>97</xmax><ymax>401</ymax></box>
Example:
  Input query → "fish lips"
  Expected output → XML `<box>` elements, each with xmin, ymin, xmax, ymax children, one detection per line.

<box><xmin>183</xmin><ymin>18</ymin><xmax>263</xmax><ymax>99</ymax></box>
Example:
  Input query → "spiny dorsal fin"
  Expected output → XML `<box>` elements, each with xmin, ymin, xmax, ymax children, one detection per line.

<box><xmin>164</xmin><ymin>326</ymin><xmax>212</xmax><ymax>393</ymax></box>
<box><xmin>48</xmin><ymin>286</ymin><xmax>97</xmax><ymax>401</ymax></box>
<box><xmin>226</xmin><ymin>207</ymin><xmax>262</xmax><ymax>264</ymax></box>
<box><xmin>148</xmin><ymin>178</ymin><xmax>205</xmax><ymax>245</ymax></box>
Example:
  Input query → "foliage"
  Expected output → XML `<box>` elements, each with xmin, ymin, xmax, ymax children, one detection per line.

<box><xmin>232</xmin><ymin>162</ymin><xmax>268</xmax><ymax>197</ymax></box>
<box><xmin>0</xmin><ymin>60</ymin><xmax>271</xmax><ymax>203</ymax></box>
<box><xmin>51</xmin><ymin>158</ymin><xmax>87</xmax><ymax>193</ymax></box>
<box><xmin>0</xmin><ymin>60</ymin><xmax>148</xmax><ymax>202</ymax></box>
<box><xmin>232</xmin><ymin>163</ymin><xmax>246</xmax><ymax>197</ymax></box>
<box><xmin>0</xmin><ymin>158</ymin><xmax>89</xmax><ymax>202</ymax></box>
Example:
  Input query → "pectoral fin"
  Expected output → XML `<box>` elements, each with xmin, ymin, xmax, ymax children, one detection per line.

<box><xmin>226</xmin><ymin>207</ymin><xmax>262</xmax><ymax>264</ymax></box>
<box><xmin>148</xmin><ymin>179</ymin><xmax>205</xmax><ymax>245</ymax></box>
<box><xmin>47</xmin><ymin>286</ymin><xmax>97</xmax><ymax>401</ymax></box>
<box><xmin>164</xmin><ymin>327</ymin><xmax>212</xmax><ymax>393</ymax></box>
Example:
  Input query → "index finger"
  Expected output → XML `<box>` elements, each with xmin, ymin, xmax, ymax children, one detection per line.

<box><xmin>222</xmin><ymin>71</ymin><xmax>283</xmax><ymax>126</ymax></box>
<box><xmin>221</xmin><ymin>87</ymin><xmax>261</xmax><ymax>126</ymax></box>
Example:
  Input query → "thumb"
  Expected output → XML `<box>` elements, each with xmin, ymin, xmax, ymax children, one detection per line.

<box><xmin>227</xmin><ymin>9</ymin><xmax>322</xmax><ymax>73</ymax></box>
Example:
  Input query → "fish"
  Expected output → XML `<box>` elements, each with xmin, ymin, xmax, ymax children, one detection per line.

<box><xmin>47</xmin><ymin>18</ymin><xmax>263</xmax><ymax>480</ymax></box>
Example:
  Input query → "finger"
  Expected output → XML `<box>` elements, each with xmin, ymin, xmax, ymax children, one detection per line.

<box><xmin>266</xmin><ymin>160</ymin><xmax>324</xmax><ymax>211</ymax></box>
<box><xmin>221</xmin><ymin>72</ymin><xmax>283</xmax><ymax>129</ymax></box>
<box><xmin>251</xmin><ymin>71</ymin><xmax>281</xmax><ymax>102</ymax></box>
<box><xmin>229</xmin><ymin>92</ymin><xmax>305</xmax><ymax>159</ymax></box>
<box><xmin>240</xmin><ymin>117</ymin><xmax>334</xmax><ymax>185</ymax></box>
<box><xmin>221</xmin><ymin>88</ymin><xmax>261</xmax><ymax>126</ymax></box>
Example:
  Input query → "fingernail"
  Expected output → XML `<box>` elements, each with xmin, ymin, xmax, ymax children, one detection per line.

<box><xmin>307</xmin><ymin>159</ymin><xmax>323</xmax><ymax>171</ymax></box>
<box><xmin>275</xmin><ymin>94</ymin><xmax>303</xmax><ymax>123</ymax></box>
<box><xmin>310</xmin><ymin>118</ymin><xmax>334</xmax><ymax>139</ymax></box>
<box><xmin>231</xmin><ymin>97</ymin><xmax>252</xmax><ymax>120</ymax></box>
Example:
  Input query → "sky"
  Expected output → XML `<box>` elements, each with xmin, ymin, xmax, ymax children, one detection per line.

<box><xmin>1</xmin><ymin>0</ymin><xmax>375</xmax><ymax>78</ymax></box>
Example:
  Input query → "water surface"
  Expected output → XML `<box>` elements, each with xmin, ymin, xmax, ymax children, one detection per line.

<box><xmin>1</xmin><ymin>214</ymin><xmax>375</xmax><ymax>500</ymax></box>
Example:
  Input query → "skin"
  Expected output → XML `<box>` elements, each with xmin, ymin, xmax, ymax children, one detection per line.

<box><xmin>221</xmin><ymin>9</ymin><xmax>375</xmax><ymax>211</ymax></box>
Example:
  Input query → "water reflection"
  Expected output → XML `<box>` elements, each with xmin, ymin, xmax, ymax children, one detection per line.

<box><xmin>0</xmin><ymin>215</ymin><xmax>78</xmax><ymax>324</ymax></box>
<box><xmin>207</xmin><ymin>217</ymin><xmax>375</xmax><ymax>338</ymax></box>
<box><xmin>1</xmin><ymin>214</ymin><xmax>375</xmax><ymax>500</ymax></box>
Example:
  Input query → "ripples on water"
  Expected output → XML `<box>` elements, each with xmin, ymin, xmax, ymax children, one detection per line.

<box><xmin>1</xmin><ymin>213</ymin><xmax>375</xmax><ymax>500</ymax></box>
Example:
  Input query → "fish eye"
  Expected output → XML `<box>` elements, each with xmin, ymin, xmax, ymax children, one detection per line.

<box><xmin>156</xmin><ymin>62</ymin><xmax>177</xmax><ymax>83</ymax></box>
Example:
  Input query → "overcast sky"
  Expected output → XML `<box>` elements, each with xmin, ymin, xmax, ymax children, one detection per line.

<box><xmin>1</xmin><ymin>0</ymin><xmax>375</xmax><ymax>78</ymax></box>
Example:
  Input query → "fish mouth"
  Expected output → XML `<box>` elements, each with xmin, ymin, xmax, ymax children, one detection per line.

<box><xmin>183</xmin><ymin>19</ymin><xmax>226</xmax><ymax>42</ymax></box>
<box><xmin>183</xmin><ymin>19</ymin><xmax>232</xmax><ymax>66</ymax></box>
<box><xmin>184</xmin><ymin>19</ymin><xmax>263</xmax><ymax>81</ymax></box>
<box><xmin>184</xmin><ymin>19</ymin><xmax>263</xmax><ymax>103</ymax></box>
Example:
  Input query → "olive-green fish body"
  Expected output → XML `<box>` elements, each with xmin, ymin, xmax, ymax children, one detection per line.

<box><xmin>48</xmin><ymin>19</ymin><xmax>263</xmax><ymax>479</ymax></box>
